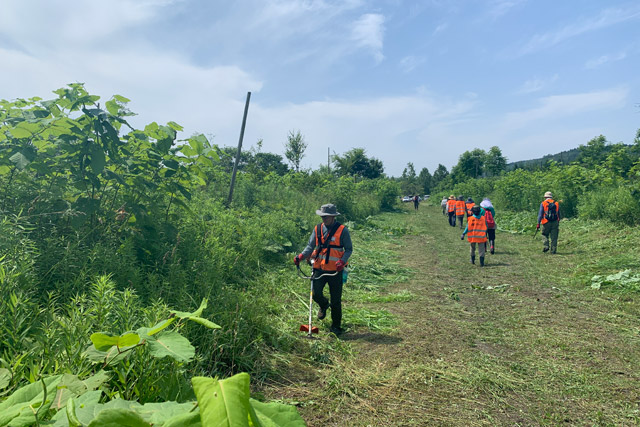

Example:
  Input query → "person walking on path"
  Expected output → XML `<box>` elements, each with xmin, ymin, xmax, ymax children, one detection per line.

<box><xmin>465</xmin><ymin>197</ymin><xmax>475</xmax><ymax>218</ymax></box>
<box><xmin>441</xmin><ymin>197</ymin><xmax>448</xmax><ymax>215</ymax></box>
<box><xmin>446</xmin><ymin>195</ymin><xmax>457</xmax><ymax>226</ymax></box>
<box><xmin>537</xmin><ymin>191</ymin><xmax>560</xmax><ymax>254</ymax></box>
<box><xmin>480</xmin><ymin>198</ymin><xmax>497</xmax><ymax>254</ymax></box>
<box><xmin>455</xmin><ymin>196</ymin><xmax>466</xmax><ymax>229</ymax></box>
<box><xmin>294</xmin><ymin>204</ymin><xmax>353</xmax><ymax>335</ymax></box>
<box><xmin>461</xmin><ymin>205</ymin><xmax>488</xmax><ymax>266</ymax></box>
<box><xmin>413</xmin><ymin>195</ymin><xmax>420</xmax><ymax>211</ymax></box>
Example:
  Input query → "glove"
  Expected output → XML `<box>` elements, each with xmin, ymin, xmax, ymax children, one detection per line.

<box><xmin>536</xmin><ymin>224</ymin><xmax>540</xmax><ymax>230</ymax></box>
<box><xmin>294</xmin><ymin>254</ymin><xmax>304</xmax><ymax>266</ymax></box>
<box><xmin>461</xmin><ymin>234</ymin><xmax>465</xmax><ymax>240</ymax></box>
<box><xmin>335</xmin><ymin>259</ymin><xmax>345</xmax><ymax>271</ymax></box>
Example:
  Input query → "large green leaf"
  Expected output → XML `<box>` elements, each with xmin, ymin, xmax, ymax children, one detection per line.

<box><xmin>192</xmin><ymin>373</ymin><xmax>259</xmax><ymax>427</ymax></box>
<box><xmin>172</xmin><ymin>298</ymin><xmax>207</xmax><ymax>318</ymax></box>
<box><xmin>0</xmin><ymin>368</ymin><xmax>11</xmax><ymax>389</ymax></box>
<box><xmin>137</xmin><ymin>317</ymin><xmax>177</xmax><ymax>337</ymax></box>
<box><xmin>52</xmin><ymin>371</ymin><xmax>109</xmax><ymax>411</ymax></box>
<box><xmin>90</xmin><ymin>332</ymin><xmax>140</xmax><ymax>351</ymax></box>
<box><xmin>0</xmin><ymin>375</ymin><xmax>62</xmax><ymax>426</ymax></box>
<box><xmin>50</xmin><ymin>392</ymin><xmax>103</xmax><ymax>427</ymax></box>
<box><xmin>89</xmin><ymin>144</ymin><xmax>106</xmax><ymax>174</ymax></box>
<box><xmin>9</xmin><ymin>126</ymin><xmax>32</xmax><ymax>139</ymax></box>
<box><xmin>186</xmin><ymin>316</ymin><xmax>221</xmax><ymax>329</ymax></box>
<box><xmin>136</xmin><ymin>401</ymin><xmax>198</xmax><ymax>425</ymax></box>
<box><xmin>52</xmin><ymin>374</ymin><xmax>86</xmax><ymax>411</ymax></box>
<box><xmin>163</xmin><ymin>410</ymin><xmax>202</xmax><ymax>427</ymax></box>
<box><xmin>52</xmin><ymin>396</ymin><xmax>137</xmax><ymax>427</ymax></box>
<box><xmin>170</xmin><ymin>299</ymin><xmax>221</xmax><ymax>329</ymax></box>
<box><xmin>87</xmin><ymin>408</ymin><xmax>150</xmax><ymax>427</ymax></box>
<box><xmin>83</xmin><ymin>344</ymin><xmax>132</xmax><ymax>365</ymax></box>
<box><xmin>250</xmin><ymin>399</ymin><xmax>306</xmax><ymax>427</ymax></box>
<box><xmin>9</xmin><ymin>152</ymin><xmax>30</xmax><ymax>170</ymax></box>
<box><xmin>146</xmin><ymin>331</ymin><xmax>195</xmax><ymax>362</ymax></box>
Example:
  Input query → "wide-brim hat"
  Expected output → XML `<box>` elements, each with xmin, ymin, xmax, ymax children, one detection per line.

<box><xmin>316</xmin><ymin>203</ymin><xmax>340</xmax><ymax>216</ymax></box>
<box><xmin>449</xmin><ymin>195</ymin><xmax>455</xmax><ymax>199</ymax></box>
<box><xmin>544</xmin><ymin>191</ymin><xmax>553</xmax><ymax>198</ymax></box>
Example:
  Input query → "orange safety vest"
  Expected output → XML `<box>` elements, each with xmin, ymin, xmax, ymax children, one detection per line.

<box><xmin>447</xmin><ymin>199</ymin><xmax>456</xmax><ymax>212</ymax></box>
<box><xmin>467</xmin><ymin>216</ymin><xmax>487</xmax><ymax>243</ymax></box>
<box><xmin>455</xmin><ymin>200</ymin><xmax>466</xmax><ymax>216</ymax></box>
<box><xmin>311</xmin><ymin>223</ymin><xmax>346</xmax><ymax>271</ymax></box>
<box><xmin>540</xmin><ymin>199</ymin><xmax>559</xmax><ymax>225</ymax></box>
<box><xmin>465</xmin><ymin>202</ymin><xmax>474</xmax><ymax>216</ymax></box>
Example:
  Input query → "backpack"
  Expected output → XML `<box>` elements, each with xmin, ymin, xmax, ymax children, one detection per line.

<box><xmin>484</xmin><ymin>210</ymin><xmax>495</xmax><ymax>228</ymax></box>
<box><xmin>544</xmin><ymin>201</ymin><xmax>558</xmax><ymax>221</ymax></box>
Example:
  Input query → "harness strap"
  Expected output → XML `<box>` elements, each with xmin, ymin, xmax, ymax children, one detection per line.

<box><xmin>316</xmin><ymin>222</ymin><xmax>342</xmax><ymax>264</ymax></box>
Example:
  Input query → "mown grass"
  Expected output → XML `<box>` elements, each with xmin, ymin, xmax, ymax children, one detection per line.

<box><xmin>265</xmin><ymin>204</ymin><xmax>640</xmax><ymax>426</ymax></box>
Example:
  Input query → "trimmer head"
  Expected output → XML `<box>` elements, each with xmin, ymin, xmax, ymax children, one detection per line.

<box><xmin>299</xmin><ymin>324</ymin><xmax>319</xmax><ymax>334</ymax></box>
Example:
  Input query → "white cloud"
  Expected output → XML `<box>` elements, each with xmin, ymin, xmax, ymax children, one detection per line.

<box><xmin>585</xmin><ymin>51</ymin><xmax>628</xmax><ymax>69</ymax></box>
<box><xmin>399</xmin><ymin>55</ymin><xmax>426</xmax><ymax>73</ymax></box>
<box><xmin>245</xmin><ymin>92</ymin><xmax>478</xmax><ymax>175</ymax></box>
<box><xmin>351</xmin><ymin>13</ymin><xmax>385</xmax><ymax>63</ymax></box>
<box><xmin>433</xmin><ymin>23</ymin><xmax>448</xmax><ymax>35</ymax></box>
<box><xmin>519</xmin><ymin>5</ymin><xmax>640</xmax><ymax>55</ymax></box>
<box><xmin>516</xmin><ymin>74</ymin><xmax>558</xmax><ymax>94</ymax></box>
<box><xmin>487</xmin><ymin>0</ymin><xmax>527</xmax><ymax>21</ymax></box>
<box><xmin>0</xmin><ymin>0</ymin><xmax>175</xmax><ymax>54</ymax></box>
<box><xmin>502</xmin><ymin>87</ymin><xmax>628</xmax><ymax>131</ymax></box>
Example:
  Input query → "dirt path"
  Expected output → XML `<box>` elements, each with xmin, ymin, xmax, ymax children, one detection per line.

<box><xmin>264</xmin><ymin>206</ymin><xmax>640</xmax><ymax>426</ymax></box>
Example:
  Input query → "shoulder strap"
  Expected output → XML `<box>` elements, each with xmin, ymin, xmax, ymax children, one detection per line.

<box><xmin>318</xmin><ymin>222</ymin><xmax>342</xmax><ymax>264</ymax></box>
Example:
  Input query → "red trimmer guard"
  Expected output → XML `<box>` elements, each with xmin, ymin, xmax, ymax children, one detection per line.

<box><xmin>299</xmin><ymin>324</ymin><xmax>319</xmax><ymax>333</ymax></box>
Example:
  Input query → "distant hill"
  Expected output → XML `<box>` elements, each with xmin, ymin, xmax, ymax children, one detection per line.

<box><xmin>506</xmin><ymin>144</ymin><xmax>636</xmax><ymax>171</ymax></box>
<box><xmin>506</xmin><ymin>148</ymin><xmax>581</xmax><ymax>170</ymax></box>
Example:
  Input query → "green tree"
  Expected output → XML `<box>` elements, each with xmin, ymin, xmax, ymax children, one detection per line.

<box><xmin>578</xmin><ymin>135</ymin><xmax>608</xmax><ymax>166</ymax></box>
<box><xmin>417</xmin><ymin>167</ymin><xmax>431</xmax><ymax>194</ymax></box>
<box><xmin>485</xmin><ymin>146</ymin><xmax>507</xmax><ymax>176</ymax></box>
<box><xmin>332</xmin><ymin>148</ymin><xmax>384</xmax><ymax>179</ymax></box>
<box><xmin>456</xmin><ymin>148</ymin><xmax>486</xmax><ymax>179</ymax></box>
<box><xmin>603</xmin><ymin>143</ymin><xmax>633</xmax><ymax>178</ymax></box>
<box><xmin>284</xmin><ymin>130</ymin><xmax>307</xmax><ymax>172</ymax></box>
<box><xmin>431</xmin><ymin>164</ymin><xmax>449</xmax><ymax>188</ymax></box>
<box><xmin>400</xmin><ymin>162</ymin><xmax>419</xmax><ymax>194</ymax></box>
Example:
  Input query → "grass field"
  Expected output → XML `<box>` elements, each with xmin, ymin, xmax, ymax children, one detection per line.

<box><xmin>261</xmin><ymin>204</ymin><xmax>640</xmax><ymax>426</ymax></box>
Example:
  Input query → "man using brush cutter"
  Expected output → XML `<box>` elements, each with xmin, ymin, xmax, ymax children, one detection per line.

<box><xmin>294</xmin><ymin>204</ymin><xmax>352</xmax><ymax>335</ymax></box>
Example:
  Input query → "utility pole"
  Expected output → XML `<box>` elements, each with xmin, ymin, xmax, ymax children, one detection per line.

<box><xmin>328</xmin><ymin>147</ymin><xmax>330</xmax><ymax>173</ymax></box>
<box><xmin>227</xmin><ymin>92</ymin><xmax>251</xmax><ymax>206</ymax></box>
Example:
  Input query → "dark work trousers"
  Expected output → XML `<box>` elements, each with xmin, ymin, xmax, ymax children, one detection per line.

<box><xmin>312</xmin><ymin>269</ymin><xmax>343</xmax><ymax>329</ymax></box>
<box><xmin>448</xmin><ymin>211</ymin><xmax>456</xmax><ymax>227</ymax></box>
<box><xmin>414</xmin><ymin>200</ymin><xmax>419</xmax><ymax>210</ymax></box>
<box><xmin>487</xmin><ymin>228</ymin><xmax>496</xmax><ymax>251</ymax></box>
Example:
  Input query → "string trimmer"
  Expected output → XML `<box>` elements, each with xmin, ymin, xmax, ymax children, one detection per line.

<box><xmin>297</xmin><ymin>264</ymin><xmax>339</xmax><ymax>338</ymax></box>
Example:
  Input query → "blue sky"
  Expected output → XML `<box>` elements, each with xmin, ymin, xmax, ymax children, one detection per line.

<box><xmin>1</xmin><ymin>0</ymin><xmax>639</xmax><ymax>176</ymax></box>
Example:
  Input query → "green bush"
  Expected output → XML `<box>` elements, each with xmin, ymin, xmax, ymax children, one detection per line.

<box><xmin>578</xmin><ymin>185</ymin><xmax>640</xmax><ymax>226</ymax></box>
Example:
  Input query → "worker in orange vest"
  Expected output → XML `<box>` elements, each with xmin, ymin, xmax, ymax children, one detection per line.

<box><xmin>446</xmin><ymin>195</ymin><xmax>456</xmax><ymax>227</ymax></box>
<box><xmin>455</xmin><ymin>196</ymin><xmax>466</xmax><ymax>230</ymax></box>
<box><xmin>461</xmin><ymin>205</ymin><xmax>488</xmax><ymax>266</ymax></box>
<box><xmin>294</xmin><ymin>204</ymin><xmax>353</xmax><ymax>335</ymax></box>
<box><xmin>536</xmin><ymin>191</ymin><xmax>560</xmax><ymax>254</ymax></box>
<box><xmin>465</xmin><ymin>197</ymin><xmax>474</xmax><ymax>217</ymax></box>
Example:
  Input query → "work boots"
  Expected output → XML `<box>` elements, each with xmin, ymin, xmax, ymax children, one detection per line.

<box><xmin>471</xmin><ymin>255</ymin><xmax>475</xmax><ymax>264</ymax></box>
<box><xmin>480</xmin><ymin>256</ymin><xmax>485</xmax><ymax>267</ymax></box>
